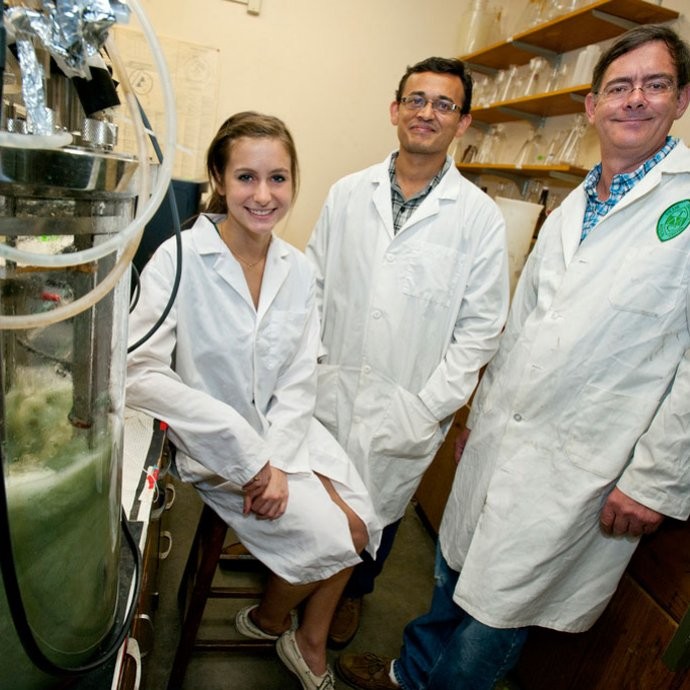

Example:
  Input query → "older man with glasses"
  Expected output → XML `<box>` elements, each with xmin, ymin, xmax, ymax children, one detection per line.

<box><xmin>337</xmin><ymin>23</ymin><xmax>690</xmax><ymax>690</ymax></box>
<box><xmin>305</xmin><ymin>56</ymin><xmax>510</xmax><ymax>651</ymax></box>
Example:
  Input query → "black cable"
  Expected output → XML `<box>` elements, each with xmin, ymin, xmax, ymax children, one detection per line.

<box><xmin>127</xmin><ymin>99</ymin><xmax>183</xmax><ymax>353</ymax></box>
<box><xmin>129</xmin><ymin>260</ymin><xmax>141</xmax><ymax>312</ymax></box>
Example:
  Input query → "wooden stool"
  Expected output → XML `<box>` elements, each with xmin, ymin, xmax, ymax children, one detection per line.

<box><xmin>167</xmin><ymin>503</ymin><xmax>273</xmax><ymax>690</ymax></box>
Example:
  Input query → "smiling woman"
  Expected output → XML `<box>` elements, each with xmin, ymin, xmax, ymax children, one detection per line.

<box><xmin>202</xmin><ymin>113</ymin><xmax>300</xmax><ymax>305</ymax></box>
<box><xmin>125</xmin><ymin>111</ymin><xmax>383</xmax><ymax>690</ymax></box>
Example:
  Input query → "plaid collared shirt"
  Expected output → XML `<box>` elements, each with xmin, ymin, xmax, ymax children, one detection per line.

<box><xmin>581</xmin><ymin>136</ymin><xmax>678</xmax><ymax>241</ymax></box>
<box><xmin>389</xmin><ymin>152</ymin><xmax>451</xmax><ymax>234</ymax></box>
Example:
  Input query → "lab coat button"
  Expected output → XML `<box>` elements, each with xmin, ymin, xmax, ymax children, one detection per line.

<box><xmin>386</xmin><ymin>255</ymin><xmax>395</xmax><ymax>263</ymax></box>
<box><xmin>513</xmin><ymin>413</ymin><xmax>522</xmax><ymax>422</ymax></box>
<box><xmin>372</xmin><ymin>309</ymin><xmax>382</xmax><ymax>319</ymax></box>
<box><xmin>363</xmin><ymin>365</ymin><xmax>371</xmax><ymax>375</ymax></box>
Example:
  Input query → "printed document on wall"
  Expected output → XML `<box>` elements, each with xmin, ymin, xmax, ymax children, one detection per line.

<box><xmin>113</xmin><ymin>27</ymin><xmax>220</xmax><ymax>181</ymax></box>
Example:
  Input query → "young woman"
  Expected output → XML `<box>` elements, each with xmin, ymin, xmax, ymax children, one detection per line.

<box><xmin>126</xmin><ymin>112</ymin><xmax>381</xmax><ymax>690</ymax></box>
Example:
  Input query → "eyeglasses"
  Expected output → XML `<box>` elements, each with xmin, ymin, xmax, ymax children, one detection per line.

<box><xmin>399</xmin><ymin>95</ymin><xmax>461</xmax><ymax>114</ymax></box>
<box><xmin>597</xmin><ymin>78</ymin><xmax>676</xmax><ymax>101</ymax></box>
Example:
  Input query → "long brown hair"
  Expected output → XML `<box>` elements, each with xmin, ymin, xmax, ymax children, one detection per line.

<box><xmin>205</xmin><ymin>111</ymin><xmax>300</xmax><ymax>214</ymax></box>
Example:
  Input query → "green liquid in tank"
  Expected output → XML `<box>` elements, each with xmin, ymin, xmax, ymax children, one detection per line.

<box><xmin>0</xmin><ymin>376</ymin><xmax>119</xmax><ymax>688</ymax></box>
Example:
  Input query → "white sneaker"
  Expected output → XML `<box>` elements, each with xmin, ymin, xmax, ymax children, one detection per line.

<box><xmin>234</xmin><ymin>604</ymin><xmax>298</xmax><ymax>641</ymax></box>
<box><xmin>277</xmin><ymin>630</ymin><xmax>335</xmax><ymax>690</ymax></box>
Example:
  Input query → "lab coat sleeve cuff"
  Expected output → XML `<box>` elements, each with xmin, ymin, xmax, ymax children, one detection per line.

<box><xmin>616</xmin><ymin>472</ymin><xmax>690</xmax><ymax>521</ymax></box>
<box><xmin>418</xmin><ymin>388</ymin><xmax>444</xmax><ymax>422</ymax></box>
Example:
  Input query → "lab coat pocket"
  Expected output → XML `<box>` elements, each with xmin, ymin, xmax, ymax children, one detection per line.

<box><xmin>257</xmin><ymin>309</ymin><xmax>307</xmax><ymax>371</ymax></box>
<box><xmin>400</xmin><ymin>242</ymin><xmax>463</xmax><ymax>307</ymax></box>
<box><xmin>564</xmin><ymin>384</ymin><xmax>650</xmax><ymax>480</ymax></box>
<box><xmin>370</xmin><ymin>386</ymin><xmax>443</xmax><ymax>460</ymax></box>
<box><xmin>608</xmin><ymin>246</ymin><xmax>689</xmax><ymax>317</ymax></box>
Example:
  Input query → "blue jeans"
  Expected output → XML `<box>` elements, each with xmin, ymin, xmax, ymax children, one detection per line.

<box><xmin>394</xmin><ymin>546</ymin><xmax>528</xmax><ymax>690</ymax></box>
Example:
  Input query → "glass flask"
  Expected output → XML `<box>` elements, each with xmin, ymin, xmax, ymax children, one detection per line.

<box><xmin>557</xmin><ymin>114</ymin><xmax>589</xmax><ymax>165</ymax></box>
<box><xmin>523</xmin><ymin>56</ymin><xmax>550</xmax><ymax>97</ymax></box>
<box><xmin>515</xmin><ymin>127</ymin><xmax>546</xmax><ymax>167</ymax></box>
<box><xmin>457</xmin><ymin>0</ymin><xmax>503</xmax><ymax>55</ymax></box>
<box><xmin>475</xmin><ymin>124</ymin><xmax>507</xmax><ymax>163</ymax></box>
<box><xmin>497</xmin><ymin>64</ymin><xmax>522</xmax><ymax>102</ymax></box>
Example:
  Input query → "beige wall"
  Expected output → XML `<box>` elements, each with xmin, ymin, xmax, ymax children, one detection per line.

<box><xmin>136</xmin><ymin>0</ymin><xmax>690</xmax><ymax>248</ymax></box>
<box><xmin>138</xmin><ymin>0</ymin><xmax>471</xmax><ymax>248</ymax></box>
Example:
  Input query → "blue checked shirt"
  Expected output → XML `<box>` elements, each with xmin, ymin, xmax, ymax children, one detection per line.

<box><xmin>389</xmin><ymin>152</ymin><xmax>451</xmax><ymax>234</ymax></box>
<box><xmin>581</xmin><ymin>136</ymin><xmax>678</xmax><ymax>242</ymax></box>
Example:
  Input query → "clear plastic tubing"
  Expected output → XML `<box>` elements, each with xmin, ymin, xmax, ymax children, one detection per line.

<box><xmin>0</xmin><ymin>0</ymin><xmax>174</xmax><ymax>267</ymax></box>
<box><xmin>0</xmin><ymin>0</ymin><xmax>176</xmax><ymax>330</ymax></box>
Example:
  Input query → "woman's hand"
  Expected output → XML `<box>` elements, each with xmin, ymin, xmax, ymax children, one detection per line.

<box><xmin>242</xmin><ymin>461</ymin><xmax>271</xmax><ymax>514</ymax></box>
<box><xmin>242</xmin><ymin>462</ymin><xmax>289</xmax><ymax>519</ymax></box>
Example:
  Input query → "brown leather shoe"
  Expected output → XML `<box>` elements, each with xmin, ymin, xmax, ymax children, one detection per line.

<box><xmin>328</xmin><ymin>596</ymin><xmax>363</xmax><ymax>649</ymax></box>
<box><xmin>336</xmin><ymin>652</ymin><xmax>399</xmax><ymax>689</ymax></box>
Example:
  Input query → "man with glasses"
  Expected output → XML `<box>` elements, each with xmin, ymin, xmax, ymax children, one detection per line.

<box><xmin>337</xmin><ymin>24</ymin><xmax>690</xmax><ymax>690</ymax></box>
<box><xmin>305</xmin><ymin>56</ymin><xmax>510</xmax><ymax>649</ymax></box>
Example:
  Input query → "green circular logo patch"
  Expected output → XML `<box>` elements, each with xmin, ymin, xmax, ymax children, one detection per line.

<box><xmin>657</xmin><ymin>200</ymin><xmax>690</xmax><ymax>242</ymax></box>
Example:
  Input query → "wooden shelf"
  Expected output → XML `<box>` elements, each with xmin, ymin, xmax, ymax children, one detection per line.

<box><xmin>461</xmin><ymin>0</ymin><xmax>679</xmax><ymax>71</ymax></box>
<box><xmin>457</xmin><ymin>162</ymin><xmax>588</xmax><ymax>185</ymax></box>
<box><xmin>472</xmin><ymin>84</ymin><xmax>590</xmax><ymax>124</ymax></box>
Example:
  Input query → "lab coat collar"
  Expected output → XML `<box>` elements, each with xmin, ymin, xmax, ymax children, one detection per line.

<box><xmin>372</xmin><ymin>153</ymin><xmax>461</xmax><ymax>238</ymax></box>
<box><xmin>559</xmin><ymin>141</ymin><xmax>690</xmax><ymax>264</ymax></box>
<box><xmin>192</xmin><ymin>214</ymin><xmax>290</xmax><ymax>317</ymax></box>
<box><xmin>371</xmin><ymin>155</ymin><xmax>394</xmax><ymax>237</ymax></box>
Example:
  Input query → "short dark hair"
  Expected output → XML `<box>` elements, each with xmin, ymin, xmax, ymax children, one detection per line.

<box><xmin>591</xmin><ymin>24</ymin><xmax>690</xmax><ymax>94</ymax></box>
<box><xmin>205</xmin><ymin>111</ymin><xmax>299</xmax><ymax>214</ymax></box>
<box><xmin>395</xmin><ymin>57</ymin><xmax>473</xmax><ymax>115</ymax></box>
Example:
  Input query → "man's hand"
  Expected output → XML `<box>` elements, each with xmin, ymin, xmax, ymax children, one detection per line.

<box><xmin>600</xmin><ymin>487</ymin><xmax>664</xmax><ymax>538</ymax></box>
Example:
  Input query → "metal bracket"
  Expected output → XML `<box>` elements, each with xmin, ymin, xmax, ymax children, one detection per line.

<box><xmin>511</xmin><ymin>40</ymin><xmax>559</xmax><ymax>60</ymax></box>
<box><xmin>591</xmin><ymin>9</ymin><xmax>638</xmax><ymax>31</ymax></box>
<box><xmin>466</xmin><ymin>61</ymin><xmax>499</xmax><ymax>77</ymax></box>
<box><xmin>495</xmin><ymin>105</ymin><xmax>544</xmax><ymax>126</ymax></box>
<box><xmin>549</xmin><ymin>170</ymin><xmax>586</xmax><ymax>185</ymax></box>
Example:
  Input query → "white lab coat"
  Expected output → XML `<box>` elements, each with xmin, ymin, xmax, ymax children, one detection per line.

<box><xmin>306</xmin><ymin>154</ymin><xmax>509</xmax><ymax>526</ymax></box>
<box><xmin>126</xmin><ymin>215</ymin><xmax>381</xmax><ymax>584</ymax></box>
<box><xmin>440</xmin><ymin>141</ymin><xmax>690</xmax><ymax>632</ymax></box>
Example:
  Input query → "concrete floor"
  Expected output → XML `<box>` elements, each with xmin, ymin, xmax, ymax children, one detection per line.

<box><xmin>141</xmin><ymin>477</ymin><xmax>438</xmax><ymax>690</ymax></box>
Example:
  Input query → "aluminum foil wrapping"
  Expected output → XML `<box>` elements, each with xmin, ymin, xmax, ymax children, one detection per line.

<box><xmin>4</xmin><ymin>1</ymin><xmax>124</xmax><ymax>135</ymax></box>
<box><xmin>6</xmin><ymin>1</ymin><xmax>117</xmax><ymax>77</ymax></box>
<box><xmin>15</xmin><ymin>38</ymin><xmax>53</xmax><ymax>135</ymax></box>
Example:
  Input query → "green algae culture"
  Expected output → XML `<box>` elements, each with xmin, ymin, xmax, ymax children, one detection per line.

<box><xmin>0</xmin><ymin>373</ymin><xmax>120</xmax><ymax>689</ymax></box>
